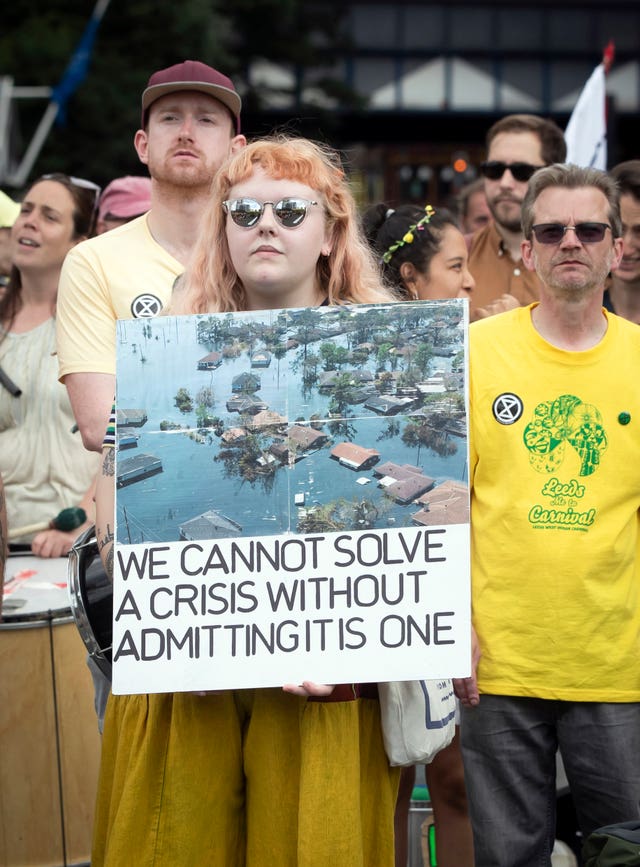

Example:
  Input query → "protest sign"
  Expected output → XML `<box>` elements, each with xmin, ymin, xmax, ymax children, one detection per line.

<box><xmin>112</xmin><ymin>300</ymin><xmax>471</xmax><ymax>693</ymax></box>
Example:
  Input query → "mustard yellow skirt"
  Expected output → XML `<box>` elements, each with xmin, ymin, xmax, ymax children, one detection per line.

<box><xmin>92</xmin><ymin>689</ymin><xmax>399</xmax><ymax>867</ymax></box>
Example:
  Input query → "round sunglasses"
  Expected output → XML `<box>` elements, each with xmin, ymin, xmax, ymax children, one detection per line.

<box><xmin>480</xmin><ymin>161</ymin><xmax>544</xmax><ymax>183</ymax></box>
<box><xmin>531</xmin><ymin>223</ymin><xmax>611</xmax><ymax>245</ymax></box>
<box><xmin>223</xmin><ymin>197</ymin><xmax>318</xmax><ymax>228</ymax></box>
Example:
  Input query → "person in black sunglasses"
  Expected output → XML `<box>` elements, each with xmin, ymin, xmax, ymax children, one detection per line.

<box><xmin>607</xmin><ymin>160</ymin><xmax>640</xmax><ymax>325</ymax></box>
<box><xmin>468</xmin><ymin>114</ymin><xmax>566</xmax><ymax>319</ymax></box>
<box><xmin>455</xmin><ymin>164</ymin><xmax>640</xmax><ymax>867</ymax></box>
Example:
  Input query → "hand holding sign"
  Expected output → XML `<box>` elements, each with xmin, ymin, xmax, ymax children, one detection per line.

<box><xmin>282</xmin><ymin>681</ymin><xmax>335</xmax><ymax>697</ymax></box>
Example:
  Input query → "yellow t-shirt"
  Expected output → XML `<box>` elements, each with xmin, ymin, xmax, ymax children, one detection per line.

<box><xmin>469</xmin><ymin>304</ymin><xmax>640</xmax><ymax>701</ymax></box>
<box><xmin>56</xmin><ymin>214</ymin><xmax>182</xmax><ymax>379</ymax></box>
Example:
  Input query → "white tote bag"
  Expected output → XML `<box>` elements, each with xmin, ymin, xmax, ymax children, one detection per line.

<box><xmin>378</xmin><ymin>679</ymin><xmax>457</xmax><ymax>767</ymax></box>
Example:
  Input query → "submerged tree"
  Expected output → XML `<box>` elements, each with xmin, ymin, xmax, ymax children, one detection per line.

<box><xmin>174</xmin><ymin>387</ymin><xmax>193</xmax><ymax>413</ymax></box>
<box><xmin>402</xmin><ymin>419</ymin><xmax>457</xmax><ymax>458</ymax></box>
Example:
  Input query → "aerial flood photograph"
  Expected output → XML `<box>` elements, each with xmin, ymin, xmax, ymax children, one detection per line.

<box><xmin>114</xmin><ymin>300</ymin><xmax>470</xmax><ymax>545</ymax></box>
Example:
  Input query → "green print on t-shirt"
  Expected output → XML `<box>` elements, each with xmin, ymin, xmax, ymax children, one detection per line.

<box><xmin>522</xmin><ymin>394</ymin><xmax>607</xmax><ymax>477</ymax></box>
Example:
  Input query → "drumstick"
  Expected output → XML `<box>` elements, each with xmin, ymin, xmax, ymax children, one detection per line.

<box><xmin>8</xmin><ymin>506</ymin><xmax>87</xmax><ymax>540</ymax></box>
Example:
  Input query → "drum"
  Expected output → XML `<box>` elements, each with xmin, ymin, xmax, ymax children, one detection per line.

<box><xmin>68</xmin><ymin>526</ymin><xmax>113</xmax><ymax>681</ymax></box>
<box><xmin>0</xmin><ymin>553</ymin><xmax>102</xmax><ymax>867</ymax></box>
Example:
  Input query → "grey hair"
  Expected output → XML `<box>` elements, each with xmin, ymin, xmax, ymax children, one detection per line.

<box><xmin>521</xmin><ymin>163</ymin><xmax>622</xmax><ymax>240</ymax></box>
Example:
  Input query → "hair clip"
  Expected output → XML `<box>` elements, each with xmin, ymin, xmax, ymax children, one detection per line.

<box><xmin>381</xmin><ymin>204</ymin><xmax>435</xmax><ymax>264</ymax></box>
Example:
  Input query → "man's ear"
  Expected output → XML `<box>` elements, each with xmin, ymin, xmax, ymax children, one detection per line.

<box><xmin>521</xmin><ymin>239</ymin><xmax>536</xmax><ymax>272</ymax></box>
<box><xmin>230</xmin><ymin>135</ymin><xmax>247</xmax><ymax>155</ymax></box>
<box><xmin>134</xmin><ymin>129</ymin><xmax>149</xmax><ymax>166</ymax></box>
<box><xmin>610</xmin><ymin>236</ymin><xmax>624</xmax><ymax>273</ymax></box>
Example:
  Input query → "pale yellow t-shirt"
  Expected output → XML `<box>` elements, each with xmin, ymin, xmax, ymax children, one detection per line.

<box><xmin>469</xmin><ymin>305</ymin><xmax>640</xmax><ymax>701</ymax></box>
<box><xmin>56</xmin><ymin>214</ymin><xmax>183</xmax><ymax>379</ymax></box>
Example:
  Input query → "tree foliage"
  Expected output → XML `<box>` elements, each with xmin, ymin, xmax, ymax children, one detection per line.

<box><xmin>2</xmin><ymin>0</ymin><xmax>354</xmax><ymax>191</ymax></box>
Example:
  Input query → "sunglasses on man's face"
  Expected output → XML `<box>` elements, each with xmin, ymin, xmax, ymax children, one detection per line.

<box><xmin>223</xmin><ymin>197</ymin><xmax>318</xmax><ymax>229</ymax></box>
<box><xmin>480</xmin><ymin>161</ymin><xmax>544</xmax><ymax>183</ymax></box>
<box><xmin>530</xmin><ymin>222</ymin><xmax>611</xmax><ymax>245</ymax></box>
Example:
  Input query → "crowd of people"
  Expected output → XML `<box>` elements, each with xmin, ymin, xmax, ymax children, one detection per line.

<box><xmin>1</xmin><ymin>57</ymin><xmax>640</xmax><ymax>867</ymax></box>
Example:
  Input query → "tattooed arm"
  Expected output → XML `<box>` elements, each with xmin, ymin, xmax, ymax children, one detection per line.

<box><xmin>0</xmin><ymin>475</ymin><xmax>7</xmax><ymax>604</ymax></box>
<box><xmin>96</xmin><ymin>446</ymin><xmax>116</xmax><ymax>581</ymax></box>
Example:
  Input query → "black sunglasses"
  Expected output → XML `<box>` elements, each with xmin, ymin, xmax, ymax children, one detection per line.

<box><xmin>480</xmin><ymin>161</ymin><xmax>544</xmax><ymax>183</ymax></box>
<box><xmin>223</xmin><ymin>197</ymin><xmax>318</xmax><ymax>228</ymax></box>
<box><xmin>531</xmin><ymin>223</ymin><xmax>611</xmax><ymax>245</ymax></box>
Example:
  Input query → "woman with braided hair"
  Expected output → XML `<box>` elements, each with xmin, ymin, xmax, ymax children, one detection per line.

<box><xmin>361</xmin><ymin>203</ymin><xmax>474</xmax><ymax>303</ymax></box>
<box><xmin>362</xmin><ymin>200</ymin><xmax>476</xmax><ymax>867</ymax></box>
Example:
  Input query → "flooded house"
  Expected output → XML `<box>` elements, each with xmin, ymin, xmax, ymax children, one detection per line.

<box><xmin>375</xmin><ymin>462</ymin><xmax>435</xmax><ymax>504</ymax></box>
<box><xmin>179</xmin><ymin>509</ymin><xmax>243</xmax><ymax>540</ymax></box>
<box><xmin>287</xmin><ymin>424</ymin><xmax>329</xmax><ymax>451</ymax></box>
<box><xmin>117</xmin><ymin>453</ymin><xmax>163</xmax><ymax>488</ymax></box>
<box><xmin>117</xmin><ymin>428</ymin><xmax>139</xmax><ymax>450</ymax></box>
<box><xmin>364</xmin><ymin>394</ymin><xmax>416</xmax><ymax>415</ymax></box>
<box><xmin>269</xmin><ymin>442</ymin><xmax>291</xmax><ymax>463</ymax></box>
<box><xmin>330</xmin><ymin>442</ymin><xmax>381</xmax><ymax>471</ymax></box>
<box><xmin>256</xmin><ymin>453</ymin><xmax>278</xmax><ymax>470</ymax></box>
<box><xmin>269</xmin><ymin>425</ymin><xmax>329</xmax><ymax>464</ymax></box>
<box><xmin>384</xmin><ymin>473</ymin><xmax>435</xmax><ymax>504</ymax></box>
<box><xmin>197</xmin><ymin>350</ymin><xmax>222</xmax><ymax>370</ymax></box>
<box><xmin>250</xmin><ymin>349</ymin><xmax>272</xmax><ymax>368</ymax></box>
<box><xmin>411</xmin><ymin>479</ymin><xmax>469</xmax><ymax>525</ymax></box>
<box><xmin>232</xmin><ymin>372</ymin><xmax>261</xmax><ymax>393</ymax></box>
<box><xmin>417</xmin><ymin>373</ymin><xmax>447</xmax><ymax>395</ymax></box>
<box><xmin>116</xmin><ymin>408</ymin><xmax>148</xmax><ymax>427</ymax></box>
<box><xmin>319</xmin><ymin>370</ymin><xmax>375</xmax><ymax>390</ymax></box>
<box><xmin>248</xmin><ymin>410</ymin><xmax>287</xmax><ymax>429</ymax></box>
<box><xmin>390</xmin><ymin>345</ymin><xmax>415</xmax><ymax>360</ymax></box>
<box><xmin>225</xmin><ymin>394</ymin><xmax>267</xmax><ymax>414</ymax></box>
<box><xmin>374</xmin><ymin>461</ymin><xmax>423</xmax><ymax>480</ymax></box>
<box><xmin>220</xmin><ymin>427</ymin><xmax>247</xmax><ymax>444</ymax></box>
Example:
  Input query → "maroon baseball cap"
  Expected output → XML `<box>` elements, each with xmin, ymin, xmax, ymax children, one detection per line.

<box><xmin>141</xmin><ymin>60</ymin><xmax>241</xmax><ymax>132</ymax></box>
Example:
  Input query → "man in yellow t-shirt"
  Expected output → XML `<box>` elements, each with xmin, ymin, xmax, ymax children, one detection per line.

<box><xmin>454</xmin><ymin>164</ymin><xmax>640</xmax><ymax>866</ymax></box>
<box><xmin>55</xmin><ymin>60</ymin><xmax>246</xmax><ymax>732</ymax></box>
<box><xmin>56</xmin><ymin>60</ymin><xmax>246</xmax><ymax>452</ymax></box>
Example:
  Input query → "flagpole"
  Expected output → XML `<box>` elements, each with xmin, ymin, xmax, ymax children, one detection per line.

<box><xmin>564</xmin><ymin>41</ymin><xmax>615</xmax><ymax>171</ymax></box>
<box><xmin>6</xmin><ymin>0</ymin><xmax>111</xmax><ymax>187</ymax></box>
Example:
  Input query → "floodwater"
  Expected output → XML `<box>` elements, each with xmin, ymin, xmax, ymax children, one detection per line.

<box><xmin>115</xmin><ymin>305</ymin><xmax>468</xmax><ymax>545</ymax></box>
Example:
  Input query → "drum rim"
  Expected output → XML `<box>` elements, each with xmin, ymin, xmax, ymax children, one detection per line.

<box><xmin>68</xmin><ymin>526</ymin><xmax>113</xmax><ymax>680</ymax></box>
<box><xmin>0</xmin><ymin>613</ymin><xmax>75</xmax><ymax>629</ymax></box>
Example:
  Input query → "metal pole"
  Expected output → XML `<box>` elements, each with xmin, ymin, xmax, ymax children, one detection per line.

<box><xmin>9</xmin><ymin>101</ymin><xmax>60</xmax><ymax>188</ymax></box>
<box><xmin>0</xmin><ymin>77</ymin><xmax>14</xmax><ymax>183</ymax></box>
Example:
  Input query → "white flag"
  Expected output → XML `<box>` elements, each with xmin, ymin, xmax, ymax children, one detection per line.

<box><xmin>564</xmin><ymin>63</ymin><xmax>607</xmax><ymax>170</ymax></box>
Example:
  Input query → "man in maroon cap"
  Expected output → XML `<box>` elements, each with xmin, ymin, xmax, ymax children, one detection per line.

<box><xmin>57</xmin><ymin>60</ymin><xmax>246</xmax><ymax>452</ymax></box>
<box><xmin>96</xmin><ymin>176</ymin><xmax>152</xmax><ymax>235</ymax></box>
<box><xmin>56</xmin><ymin>60</ymin><xmax>246</xmax><ymax>734</ymax></box>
